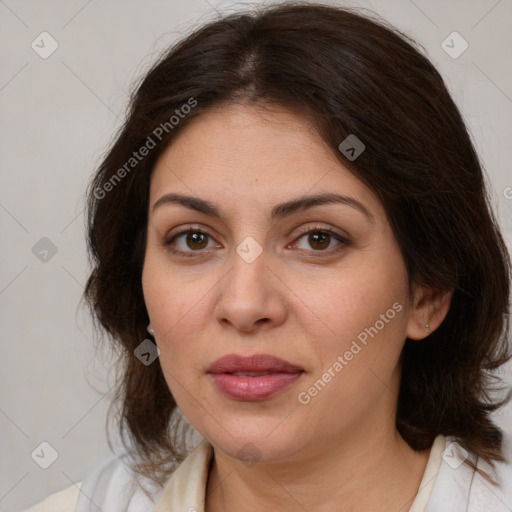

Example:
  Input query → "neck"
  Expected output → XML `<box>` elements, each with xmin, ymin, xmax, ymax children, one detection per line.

<box><xmin>205</xmin><ymin>421</ymin><xmax>431</xmax><ymax>512</ymax></box>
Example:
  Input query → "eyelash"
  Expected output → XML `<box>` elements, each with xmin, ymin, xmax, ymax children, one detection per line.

<box><xmin>163</xmin><ymin>224</ymin><xmax>351</xmax><ymax>259</ymax></box>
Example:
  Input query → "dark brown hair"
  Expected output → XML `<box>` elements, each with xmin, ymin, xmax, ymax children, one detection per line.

<box><xmin>83</xmin><ymin>1</ymin><xmax>512</xmax><ymax>488</ymax></box>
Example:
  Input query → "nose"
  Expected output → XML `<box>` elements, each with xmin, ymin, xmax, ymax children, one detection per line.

<box><xmin>214</xmin><ymin>248</ymin><xmax>287</xmax><ymax>334</ymax></box>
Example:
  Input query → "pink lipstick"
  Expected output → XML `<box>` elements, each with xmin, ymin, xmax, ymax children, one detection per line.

<box><xmin>207</xmin><ymin>353</ymin><xmax>304</xmax><ymax>401</ymax></box>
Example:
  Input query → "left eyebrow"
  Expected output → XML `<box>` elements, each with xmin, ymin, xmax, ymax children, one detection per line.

<box><xmin>152</xmin><ymin>192</ymin><xmax>374</xmax><ymax>222</ymax></box>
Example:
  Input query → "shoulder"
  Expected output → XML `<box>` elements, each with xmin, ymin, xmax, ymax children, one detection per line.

<box><xmin>19</xmin><ymin>482</ymin><xmax>82</xmax><ymax>512</ymax></box>
<box><xmin>76</xmin><ymin>452</ymin><xmax>165</xmax><ymax>511</ymax></box>
<box><xmin>468</xmin><ymin>430</ymin><xmax>512</xmax><ymax>511</ymax></box>
<box><xmin>19</xmin><ymin>452</ymin><xmax>164</xmax><ymax>512</ymax></box>
<box><xmin>426</xmin><ymin>431</ymin><xmax>512</xmax><ymax>512</ymax></box>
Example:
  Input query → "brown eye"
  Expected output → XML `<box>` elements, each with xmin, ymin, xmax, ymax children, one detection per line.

<box><xmin>184</xmin><ymin>232</ymin><xmax>209</xmax><ymax>250</ymax></box>
<box><xmin>293</xmin><ymin>226</ymin><xmax>350</xmax><ymax>254</ymax></box>
<box><xmin>164</xmin><ymin>224</ymin><xmax>350</xmax><ymax>259</ymax></box>
<box><xmin>307</xmin><ymin>232</ymin><xmax>331</xmax><ymax>251</ymax></box>
<box><xmin>164</xmin><ymin>228</ymin><xmax>217</xmax><ymax>257</ymax></box>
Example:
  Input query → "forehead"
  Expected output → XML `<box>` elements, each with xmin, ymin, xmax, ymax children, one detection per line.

<box><xmin>149</xmin><ymin>104</ymin><xmax>382</xmax><ymax>219</ymax></box>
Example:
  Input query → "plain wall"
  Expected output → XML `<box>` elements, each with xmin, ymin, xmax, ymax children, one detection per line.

<box><xmin>1</xmin><ymin>0</ymin><xmax>511</xmax><ymax>510</ymax></box>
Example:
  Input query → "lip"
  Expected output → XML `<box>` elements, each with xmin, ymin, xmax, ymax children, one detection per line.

<box><xmin>207</xmin><ymin>353</ymin><xmax>305</xmax><ymax>401</ymax></box>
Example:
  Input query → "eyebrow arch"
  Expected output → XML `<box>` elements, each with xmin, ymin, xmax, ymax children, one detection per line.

<box><xmin>152</xmin><ymin>192</ymin><xmax>373</xmax><ymax>222</ymax></box>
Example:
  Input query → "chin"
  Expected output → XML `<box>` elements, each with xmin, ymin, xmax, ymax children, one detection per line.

<box><xmin>199</xmin><ymin>417</ymin><xmax>305</xmax><ymax>464</ymax></box>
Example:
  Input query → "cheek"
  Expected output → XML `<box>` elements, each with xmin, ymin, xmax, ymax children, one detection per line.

<box><xmin>142</xmin><ymin>249</ymin><xmax>202</xmax><ymax>331</ymax></box>
<box><xmin>297</xmin><ymin>250</ymin><xmax>410</xmax><ymax>386</ymax></box>
<box><xmin>305</xmin><ymin>260</ymin><xmax>408</xmax><ymax>341</ymax></box>
<box><xmin>294</xmin><ymin>278</ymin><xmax>408</xmax><ymax>430</ymax></box>
<box><xmin>142</xmin><ymin>257</ymin><xmax>215</xmax><ymax>381</ymax></box>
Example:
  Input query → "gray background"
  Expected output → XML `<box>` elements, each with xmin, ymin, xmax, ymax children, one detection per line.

<box><xmin>1</xmin><ymin>0</ymin><xmax>511</xmax><ymax>510</ymax></box>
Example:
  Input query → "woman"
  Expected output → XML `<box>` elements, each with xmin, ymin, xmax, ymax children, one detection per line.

<box><xmin>22</xmin><ymin>2</ymin><xmax>512</xmax><ymax>511</ymax></box>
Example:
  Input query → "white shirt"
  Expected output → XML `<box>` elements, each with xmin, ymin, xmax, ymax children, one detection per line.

<box><xmin>20</xmin><ymin>433</ymin><xmax>512</xmax><ymax>511</ymax></box>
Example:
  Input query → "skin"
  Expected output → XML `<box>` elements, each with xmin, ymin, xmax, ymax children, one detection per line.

<box><xmin>142</xmin><ymin>103</ymin><xmax>452</xmax><ymax>512</ymax></box>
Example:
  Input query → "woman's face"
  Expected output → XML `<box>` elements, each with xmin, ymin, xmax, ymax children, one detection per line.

<box><xmin>142</xmin><ymin>103</ymin><xmax>423</xmax><ymax>464</ymax></box>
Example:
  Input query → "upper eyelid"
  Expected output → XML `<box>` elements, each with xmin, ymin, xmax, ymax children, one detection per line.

<box><xmin>165</xmin><ymin>223</ymin><xmax>349</xmax><ymax>247</ymax></box>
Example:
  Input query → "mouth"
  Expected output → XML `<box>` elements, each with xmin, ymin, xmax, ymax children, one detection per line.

<box><xmin>229</xmin><ymin>371</ymin><xmax>276</xmax><ymax>376</ymax></box>
<box><xmin>207</xmin><ymin>354</ymin><xmax>305</xmax><ymax>401</ymax></box>
<box><xmin>207</xmin><ymin>353</ymin><xmax>304</xmax><ymax>374</ymax></box>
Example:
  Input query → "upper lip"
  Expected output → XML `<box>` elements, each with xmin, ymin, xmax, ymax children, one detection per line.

<box><xmin>207</xmin><ymin>354</ymin><xmax>304</xmax><ymax>374</ymax></box>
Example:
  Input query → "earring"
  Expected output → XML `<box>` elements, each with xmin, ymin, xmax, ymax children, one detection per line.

<box><xmin>147</xmin><ymin>322</ymin><xmax>155</xmax><ymax>336</ymax></box>
<box><xmin>425</xmin><ymin>323</ymin><xmax>431</xmax><ymax>333</ymax></box>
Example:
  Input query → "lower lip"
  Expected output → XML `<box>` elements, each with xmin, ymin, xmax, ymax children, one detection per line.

<box><xmin>209</xmin><ymin>372</ymin><xmax>304</xmax><ymax>401</ymax></box>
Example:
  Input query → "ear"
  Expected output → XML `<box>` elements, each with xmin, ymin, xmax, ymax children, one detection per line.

<box><xmin>406</xmin><ymin>284</ymin><xmax>453</xmax><ymax>340</ymax></box>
